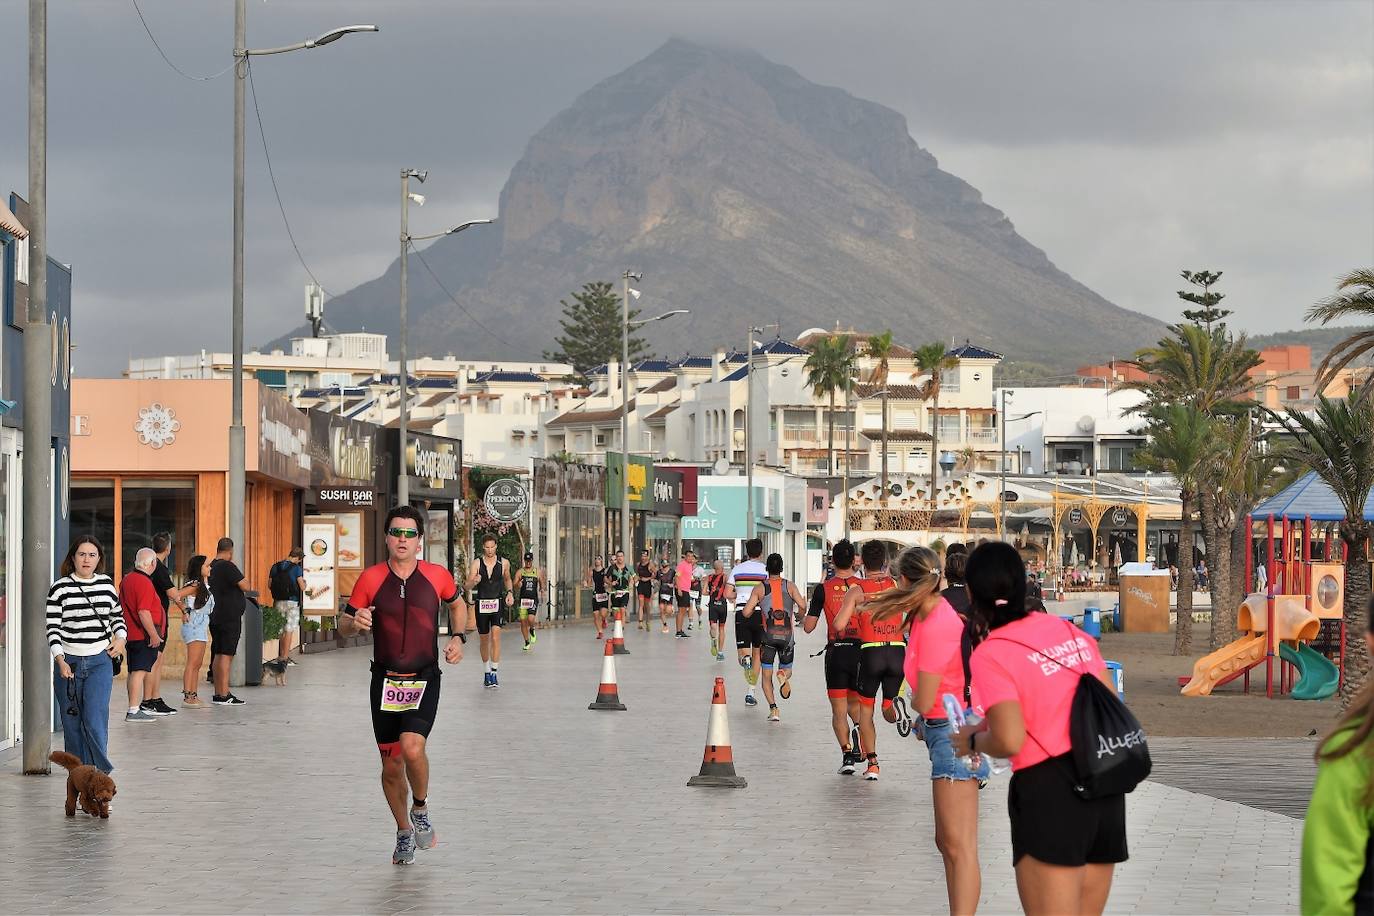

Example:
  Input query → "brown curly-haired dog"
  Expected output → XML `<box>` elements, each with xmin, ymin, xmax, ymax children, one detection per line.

<box><xmin>50</xmin><ymin>750</ymin><xmax>116</xmax><ymax>818</ymax></box>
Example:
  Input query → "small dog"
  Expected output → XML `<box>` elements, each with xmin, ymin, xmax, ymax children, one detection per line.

<box><xmin>263</xmin><ymin>658</ymin><xmax>288</xmax><ymax>685</ymax></box>
<box><xmin>50</xmin><ymin>750</ymin><xmax>116</xmax><ymax>818</ymax></box>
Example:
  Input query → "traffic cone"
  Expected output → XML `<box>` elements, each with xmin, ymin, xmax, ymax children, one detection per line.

<box><xmin>687</xmin><ymin>677</ymin><xmax>747</xmax><ymax>788</ymax></box>
<box><xmin>588</xmin><ymin>639</ymin><xmax>627</xmax><ymax>711</ymax></box>
<box><xmin>611</xmin><ymin>609</ymin><xmax>630</xmax><ymax>655</ymax></box>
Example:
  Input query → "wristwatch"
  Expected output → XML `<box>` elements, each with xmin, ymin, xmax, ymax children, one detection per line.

<box><xmin>452</xmin><ymin>632</ymin><xmax>467</xmax><ymax>644</ymax></box>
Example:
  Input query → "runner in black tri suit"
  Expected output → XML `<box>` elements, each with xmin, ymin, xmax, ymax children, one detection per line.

<box><xmin>588</xmin><ymin>555</ymin><xmax>610</xmax><ymax>639</ymax></box>
<box><xmin>465</xmin><ymin>535</ymin><xmax>513</xmax><ymax>688</ymax></box>
<box><xmin>634</xmin><ymin>550</ymin><xmax>654</xmax><ymax>631</ymax></box>
<box><xmin>608</xmin><ymin>551</ymin><xmax>633</xmax><ymax>627</ymax></box>
<box><xmin>656</xmin><ymin>559</ymin><xmax>676</xmax><ymax>634</ymax></box>
<box><xmin>514</xmin><ymin>552</ymin><xmax>544</xmax><ymax>652</ymax></box>
<box><xmin>338</xmin><ymin>505</ymin><xmax>466</xmax><ymax>865</ymax></box>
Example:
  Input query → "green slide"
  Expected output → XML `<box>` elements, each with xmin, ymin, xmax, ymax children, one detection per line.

<box><xmin>1278</xmin><ymin>642</ymin><xmax>1340</xmax><ymax>701</ymax></box>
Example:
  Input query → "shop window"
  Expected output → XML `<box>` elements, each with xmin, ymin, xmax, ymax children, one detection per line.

<box><xmin>119</xmin><ymin>479</ymin><xmax>196</xmax><ymax>574</ymax></box>
<box><xmin>70</xmin><ymin>479</ymin><xmax>116</xmax><ymax>569</ymax></box>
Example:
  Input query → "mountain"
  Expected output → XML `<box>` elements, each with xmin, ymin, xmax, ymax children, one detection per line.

<box><xmin>295</xmin><ymin>39</ymin><xmax>1166</xmax><ymax>368</ymax></box>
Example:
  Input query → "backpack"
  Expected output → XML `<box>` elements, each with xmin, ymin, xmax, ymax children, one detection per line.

<box><xmin>941</xmin><ymin>586</ymin><xmax>979</xmax><ymax>705</ymax></box>
<box><xmin>269</xmin><ymin>560</ymin><xmax>297</xmax><ymax>602</ymax></box>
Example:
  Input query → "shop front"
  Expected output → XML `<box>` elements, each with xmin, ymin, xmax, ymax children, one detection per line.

<box><xmin>380</xmin><ymin>429</ymin><xmax>462</xmax><ymax>571</ymax></box>
<box><xmin>681</xmin><ymin>478</ymin><xmax>750</xmax><ymax>565</ymax></box>
<box><xmin>532</xmin><ymin>458</ymin><xmax>606</xmax><ymax>619</ymax></box>
<box><xmin>302</xmin><ymin>410</ymin><xmax>380</xmax><ymax>610</ymax></box>
<box><xmin>605</xmin><ymin>453</ymin><xmax>653</xmax><ymax>556</ymax></box>
<box><xmin>645</xmin><ymin>467</ymin><xmax>687</xmax><ymax>561</ymax></box>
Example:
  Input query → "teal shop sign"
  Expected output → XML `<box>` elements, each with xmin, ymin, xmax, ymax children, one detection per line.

<box><xmin>682</xmin><ymin>484</ymin><xmax>749</xmax><ymax>539</ymax></box>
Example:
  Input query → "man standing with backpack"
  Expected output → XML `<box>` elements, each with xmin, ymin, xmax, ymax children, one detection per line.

<box><xmin>269</xmin><ymin>548</ymin><xmax>307</xmax><ymax>671</ymax></box>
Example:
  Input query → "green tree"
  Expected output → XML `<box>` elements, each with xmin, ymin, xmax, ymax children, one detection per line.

<box><xmin>1306</xmin><ymin>268</ymin><xmax>1374</xmax><ymax>390</ymax></box>
<box><xmin>804</xmin><ymin>335</ymin><xmax>857</xmax><ymax>475</ymax></box>
<box><xmin>865</xmin><ymin>330</ymin><xmax>895</xmax><ymax>501</ymax></box>
<box><xmin>914</xmin><ymin>342</ymin><xmax>959</xmax><ymax>508</ymax></box>
<box><xmin>1267</xmin><ymin>394</ymin><xmax>1374</xmax><ymax>706</ymax></box>
<box><xmin>1178</xmin><ymin>269</ymin><xmax>1232</xmax><ymax>332</ymax></box>
<box><xmin>543</xmin><ymin>282</ymin><xmax>650</xmax><ymax>378</ymax></box>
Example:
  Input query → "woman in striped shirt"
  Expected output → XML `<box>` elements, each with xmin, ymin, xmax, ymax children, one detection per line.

<box><xmin>47</xmin><ymin>535</ymin><xmax>125</xmax><ymax>773</ymax></box>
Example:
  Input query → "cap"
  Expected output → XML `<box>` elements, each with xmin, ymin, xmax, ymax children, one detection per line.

<box><xmin>524</xmin><ymin>551</ymin><xmax>533</xmax><ymax>561</ymax></box>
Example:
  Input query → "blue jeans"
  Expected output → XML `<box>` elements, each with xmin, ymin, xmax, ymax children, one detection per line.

<box><xmin>922</xmin><ymin>718</ymin><xmax>990</xmax><ymax>782</ymax></box>
<box><xmin>54</xmin><ymin>652</ymin><xmax>115</xmax><ymax>773</ymax></box>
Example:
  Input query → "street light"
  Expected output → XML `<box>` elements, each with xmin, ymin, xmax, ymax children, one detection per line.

<box><xmin>998</xmin><ymin>388</ymin><xmax>1042</xmax><ymax>538</ymax></box>
<box><xmin>396</xmin><ymin>179</ymin><xmax>494</xmax><ymax>506</ymax></box>
<box><xmin>743</xmin><ymin>324</ymin><xmax>781</xmax><ymax>540</ymax></box>
<box><xmin>228</xmin><ymin>0</ymin><xmax>375</xmax><ymax>687</ymax></box>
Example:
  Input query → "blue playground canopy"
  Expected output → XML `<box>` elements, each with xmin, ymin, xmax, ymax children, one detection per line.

<box><xmin>1251</xmin><ymin>471</ymin><xmax>1374</xmax><ymax>522</ymax></box>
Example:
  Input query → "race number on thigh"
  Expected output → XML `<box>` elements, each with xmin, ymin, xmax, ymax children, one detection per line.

<box><xmin>479</xmin><ymin>598</ymin><xmax>499</xmax><ymax>614</ymax></box>
<box><xmin>379</xmin><ymin>677</ymin><xmax>427</xmax><ymax>713</ymax></box>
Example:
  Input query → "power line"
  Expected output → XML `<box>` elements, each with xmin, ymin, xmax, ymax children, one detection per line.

<box><xmin>129</xmin><ymin>0</ymin><xmax>235</xmax><ymax>82</ymax></box>
<box><xmin>407</xmin><ymin>242</ymin><xmax>526</xmax><ymax>353</ymax></box>
<box><xmin>245</xmin><ymin>59</ymin><xmax>333</xmax><ymax>298</ymax></box>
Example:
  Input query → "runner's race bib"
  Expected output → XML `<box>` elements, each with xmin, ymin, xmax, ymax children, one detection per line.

<box><xmin>520</xmin><ymin>598</ymin><xmax>535</xmax><ymax>610</ymax></box>
<box><xmin>594</xmin><ymin>593</ymin><xmax>609</xmax><ymax>603</ymax></box>
<box><xmin>379</xmin><ymin>677</ymin><xmax>427</xmax><ymax>713</ymax></box>
<box><xmin>479</xmin><ymin>598</ymin><xmax>499</xmax><ymax>614</ymax></box>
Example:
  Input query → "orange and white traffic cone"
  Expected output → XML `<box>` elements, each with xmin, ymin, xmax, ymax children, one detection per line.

<box><xmin>588</xmin><ymin>639</ymin><xmax>627</xmax><ymax>711</ymax></box>
<box><xmin>687</xmin><ymin>677</ymin><xmax>747</xmax><ymax>788</ymax></box>
<box><xmin>611</xmin><ymin>609</ymin><xmax>629</xmax><ymax>655</ymax></box>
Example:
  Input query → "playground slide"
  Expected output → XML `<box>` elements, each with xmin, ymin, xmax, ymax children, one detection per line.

<box><xmin>1180</xmin><ymin>635</ymin><xmax>1268</xmax><ymax>697</ymax></box>
<box><xmin>1278</xmin><ymin>642</ymin><xmax>1340</xmax><ymax>701</ymax></box>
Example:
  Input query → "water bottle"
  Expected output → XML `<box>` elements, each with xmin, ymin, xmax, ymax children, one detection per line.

<box><xmin>942</xmin><ymin>693</ymin><xmax>987</xmax><ymax>771</ymax></box>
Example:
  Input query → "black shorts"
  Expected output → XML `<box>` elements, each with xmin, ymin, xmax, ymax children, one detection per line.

<box><xmin>1008</xmin><ymin>754</ymin><xmax>1128</xmax><ymax>867</ymax></box>
<box><xmin>824</xmin><ymin>640</ymin><xmax>861</xmax><ymax>698</ymax></box>
<box><xmin>659</xmin><ymin>589</ymin><xmax>674</xmax><ymax>605</ymax></box>
<box><xmin>708</xmin><ymin>600</ymin><xmax>728</xmax><ymax>624</ymax></box>
<box><xmin>592</xmin><ymin>594</ymin><xmax>610</xmax><ymax>611</ymax></box>
<box><xmin>675</xmin><ymin>589</ymin><xmax>693</xmax><ymax>609</ymax></box>
<box><xmin>637</xmin><ymin>583</ymin><xmax>654</xmax><ymax>599</ymax></box>
<box><xmin>734</xmin><ymin>611</ymin><xmax>764</xmax><ymax>650</ymax></box>
<box><xmin>126</xmin><ymin>639</ymin><xmax>162</xmax><ymax>673</ymax></box>
<box><xmin>475</xmin><ymin>611</ymin><xmax>503</xmax><ymax>635</ymax></box>
<box><xmin>208</xmin><ymin>616</ymin><xmax>242</xmax><ymax>657</ymax></box>
<box><xmin>761</xmin><ymin>637</ymin><xmax>795</xmax><ymax>668</ymax></box>
<box><xmin>856</xmin><ymin>644</ymin><xmax>905</xmax><ymax>706</ymax></box>
<box><xmin>369</xmin><ymin>666</ymin><xmax>441</xmax><ymax>755</ymax></box>
<box><xmin>611</xmin><ymin>591</ymin><xmax>630</xmax><ymax>609</ymax></box>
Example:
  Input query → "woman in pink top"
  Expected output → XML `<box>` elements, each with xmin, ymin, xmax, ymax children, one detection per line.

<box><xmin>881</xmin><ymin>546</ymin><xmax>988</xmax><ymax>916</ymax></box>
<box><xmin>952</xmin><ymin>542</ymin><xmax>1124</xmax><ymax>916</ymax></box>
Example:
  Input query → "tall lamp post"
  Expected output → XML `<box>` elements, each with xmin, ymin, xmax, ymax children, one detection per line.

<box><xmin>997</xmin><ymin>388</ymin><xmax>1041</xmax><ymax>539</ymax></box>
<box><xmin>396</xmin><ymin>185</ymin><xmax>493</xmax><ymax>506</ymax></box>
<box><xmin>743</xmin><ymin>324</ymin><xmax>781</xmax><ymax>540</ymax></box>
<box><xmin>228</xmin><ymin>5</ymin><xmax>375</xmax><ymax>680</ymax></box>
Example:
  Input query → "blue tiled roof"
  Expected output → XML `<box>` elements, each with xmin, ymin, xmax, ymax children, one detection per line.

<box><xmin>473</xmin><ymin>371</ymin><xmax>544</xmax><ymax>383</ymax></box>
<box><xmin>587</xmin><ymin>364</ymin><xmax>608</xmax><ymax>376</ymax></box>
<box><xmin>417</xmin><ymin>378</ymin><xmax>457</xmax><ymax>389</ymax></box>
<box><xmin>756</xmin><ymin>338</ymin><xmax>807</xmax><ymax>356</ymax></box>
<box><xmin>299</xmin><ymin>386</ymin><xmax>368</xmax><ymax>398</ymax></box>
<box><xmin>946</xmin><ymin>341</ymin><xmax>1003</xmax><ymax>360</ymax></box>
<box><xmin>1252</xmin><ymin>471</ymin><xmax>1374</xmax><ymax>522</ymax></box>
<box><xmin>722</xmin><ymin>366</ymin><xmax>749</xmax><ymax>382</ymax></box>
<box><xmin>632</xmin><ymin>359</ymin><xmax>671</xmax><ymax>373</ymax></box>
<box><xmin>672</xmin><ymin>355</ymin><xmax>715</xmax><ymax>369</ymax></box>
<box><xmin>376</xmin><ymin>373</ymin><xmax>422</xmax><ymax>385</ymax></box>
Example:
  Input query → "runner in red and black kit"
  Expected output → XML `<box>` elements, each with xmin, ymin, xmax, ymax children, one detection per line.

<box><xmin>832</xmin><ymin>540</ymin><xmax>898</xmax><ymax>780</ymax></box>
<box><xmin>338</xmin><ymin>505</ymin><xmax>467</xmax><ymax>865</ymax></box>
<box><xmin>803</xmin><ymin>539</ymin><xmax>864</xmax><ymax>774</ymax></box>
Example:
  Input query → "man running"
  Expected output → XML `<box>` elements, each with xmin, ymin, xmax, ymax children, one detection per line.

<box><xmin>633</xmin><ymin>550</ymin><xmax>654</xmax><ymax>631</ymax></box>
<box><xmin>608</xmin><ymin>550</ymin><xmax>633</xmax><ymax>631</ymax></box>
<box><xmin>465</xmin><ymin>535</ymin><xmax>513</xmax><ymax>688</ymax></box>
<box><xmin>588</xmin><ymin>555</ymin><xmax>610</xmax><ymax>639</ymax></box>
<box><xmin>656</xmin><ymin>558</ymin><xmax>676</xmax><ymax>634</ymax></box>
<box><xmin>740</xmin><ymin>553</ymin><xmax>807</xmax><ymax>723</ymax></box>
<box><xmin>803</xmin><ymin>539</ymin><xmax>865</xmax><ymax>774</ymax></box>
<box><xmin>673</xmin><ymin>550</ymin><xmax>697</xmax><ymax>638</ymax></box>
<box><xmin>514</xmin><ymin>552</ymin><xmax>544</xmax><ymax>652</ymax></box>
<box><xmin>705</xmin><ymin>559</ymin><xmax>729</xmax><ymax>660</ymax></box>
<box><xmin>833</xmin><ymin>540</ymin><xmax>898</xmax><ymax>780</ymax></box>
<box><xmin>725</xmin><ymin>538</ymin><xmax>769</xmax><ymax>708</ymax></box>
<box><xmin>337</xmin><ymin>505</ymin><xmax>466</xmax><ymax>865</ymax></box>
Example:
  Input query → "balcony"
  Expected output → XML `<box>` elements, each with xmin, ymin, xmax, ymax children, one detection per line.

<box><xmin>967</xmin><ymin>428</ymin><xmax>998</xmax><ymax>444</ymax></box>
<box><xmin>782</xmin><ymin>427</ymin><xmax>821</xmax><ymax>444</ymax></box>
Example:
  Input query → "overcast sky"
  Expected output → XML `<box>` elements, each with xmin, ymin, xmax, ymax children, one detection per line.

<box><xmin>1</xmin><ymin>0</ymin><xmax>1370</xmax><ymax>375</ymax></box>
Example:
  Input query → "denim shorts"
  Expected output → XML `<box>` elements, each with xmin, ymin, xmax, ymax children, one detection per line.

<box><xmin>922</xmin><ymin>718</ymin><xmax>991</xmax><ymax>782</ymax></box>
<box><xmin>181</xmin><ymin>609</ymin><xmax>210</xmax><ymax>645</ymax></box>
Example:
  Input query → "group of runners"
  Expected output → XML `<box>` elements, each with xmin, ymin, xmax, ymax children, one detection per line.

<box><xmin>587</xmin><ymin>549</ymin><xmax>723</xmax><ymax>646</ymax></box>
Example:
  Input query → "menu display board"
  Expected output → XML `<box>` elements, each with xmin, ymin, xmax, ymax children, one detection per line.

<box><xmin>302</xmin><ymin>517</ymin><xmax>339</xmax><ymax>614</ymax></box>
<box><xmin>335</xmin><ymin>511</ymin><xmax>363</xmax><ymax>570</ymax></box>
<box><xmin>426</xmin><ymin>509</ymin><xmax>448</xmax><ymax>568</ymax></box>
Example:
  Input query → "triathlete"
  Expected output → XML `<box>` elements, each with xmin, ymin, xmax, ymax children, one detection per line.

<box><xmin>690</xmin><ymin>557</ymin><xmax>705</xmax><ymax>631</ymax></box>
<box><xmin>740</xmin><ymin>552</ymin><xmax>807</xmax><ymax>723</ymax></box>
<box><xmin>608</xmin><ymin>550</ymin><xmax>633</xmax><ymax>631</ymax></box>
<box><xmin>833</xmin><ymin>540</ymin><xmax>899</xmax><ymax>780</ymax></box>
<box><xmin>633</xmin><ymin>550</ymin><xmax>655</xmax><ymax>631</ymax></box>
<box><xmin>337</xmin><ymin>505</ymin><xmax>466</xmax><ymax>865</ymax></box>
<box><xmin>465</xmin><ymin>535</ymin><xmax>513</xmax><ymax>688</ymax></box>
<box><xmin>803</xmin><ymin>538</ymin><xmax>865</xmax><ymax>774</ymax></box>
<box><xmin>656</xmin><ymin>558</ymin><xmax>676</xmax><ymax>634</ymax></box>
<box><xmin>514</xmin><ymin>552</ymin><xmax>545</xmax><ymax>652</ymax></box>
<box><xmin>673</xmin><ymin>550</ymin><xmax>697</xmax><ymax>639</ymax></box>
<box><xmin>588</xmin><ymin>555</ymin><xmax>610</xmax><ymax>639</ymax></box>
<box><xmin>705</xmin><ymin>559</ymin><xmax>729</xmax><ymax>661</ymax></box>
<box><xmin>725</xmin><ymin>538</ymin><xmax>769</xmax><ymax>708</ymax></box>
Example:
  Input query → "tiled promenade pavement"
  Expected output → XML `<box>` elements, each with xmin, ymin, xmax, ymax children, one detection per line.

<box><xmin>2</xmin><ymin>621</ymin><xmax>1302</xmax><ymax>914</ymax></box>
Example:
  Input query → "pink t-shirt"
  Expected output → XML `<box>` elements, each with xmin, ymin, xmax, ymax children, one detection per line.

<box><xmin>675</xmin><ymin>561</ymin><xmax>694</xmax><ymax>592</ymax></box>
<box><xmin>969</xmin><ymin>614</ymin><xmax>1106</xmax><ymax>771</ymax></box>
<box><xmin>904</xmin><ymin>597</ymin><xmax>966</xmax><ymax>718</ymax></box>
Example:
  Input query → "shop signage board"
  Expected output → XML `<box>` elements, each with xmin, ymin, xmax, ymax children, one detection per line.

<box><xmin>653</xmin><ymin>468</ymin><xmax>684</xmax><ymax>516</ymax></box>
<box><xmin>532</xmin><ymin>459</ymin><xmax>561</xmax><ymax>504</ymax></box>
<box><xmin>682</xmin><ymin>483</ymin><xmax>749</xmax><ymax>539</ymax></box>
<box><xmin>1112</xmin><ymin>508</ymin><xmax>1129</xmax><ymax>527</ymax></box>
<box><xmin>334</xmin><ymin>511</ymin><xmax>363</xmax><ymax>569</ymax></box>
<box><xmin>258</xmin><ymin>389</ymin><xmax>311</xmax><ymax>487</ymax></box>
<box><xmin>806</xmin><ymin>487</ymin><xmax>830</xmax><ymax>524</ymax></box>
<box><xmin>309</xmin><ymin>411</ymin><xmax>376</xmax><ymax>486</ymax></box>
<box><xmin>605</xmin><ymin>453</ymin><xmax>653</xmax><ymax>509</ymax></box>
<box><xmin>534</xmin><ymin>459</ymin><xmax>606</xmax><ymax>507</ymax></box>
<box><xmin>393</xmin><ymin>430</ymin><xmax>462</xmax><ymax>500</ymax></box>
<box><xmin>1068</xmin><ymin>507</ymin><xmax>1084</xmax><ymax>526</ymax></box>
<box><xmin>301</xmin><ymin>516</ymin><xmax>339</xmax><ymax>613</ymax></box>
<box><xmin>314</xmin><ymin>486</ymin><xmax>375</xmax><ymax>510</ymax></box>
<box><xmin>484</xmin><ymin>477</ymin><xmax>529</xmax><ymax>523</ymax></box>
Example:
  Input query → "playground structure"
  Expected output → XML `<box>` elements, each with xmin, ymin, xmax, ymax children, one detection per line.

<box><xmin>1180</xmin><ymin>593</ymin><xmax>1339</xmax><ymax>698</ymax></box>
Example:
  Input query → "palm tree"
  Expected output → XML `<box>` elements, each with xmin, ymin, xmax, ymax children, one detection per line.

<box><xmin>866</xmin><ymin>331</ymin><xmax>895</xmax><ymax>500</ymax></box>
<box><xmin>804</xmin><ymin>334</ymin><xmax>857</xmax><ymax>475</ymax></box>
<box><xmin>1267</xmin><ymin>394</ymin><xmax>1374</xmax><ymax>706</ymax></box>
<box><xmin>1137</xmin><ymin>404</ymin><xmax>1211</xmax><ymax>655</ymax></box>
<box><xmin>915</xmin><ymin>342</ymin><xmax>959</xmax><ymax>508</ymax></box>
<box><xmin>1307</xmin><ymin>268</ymin><xmax>1374</xmax><ymax>390</ymax></box>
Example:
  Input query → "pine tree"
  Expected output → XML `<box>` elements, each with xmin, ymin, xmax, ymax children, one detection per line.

<box><xmin>1177</xmin><ymin>269</ymin><xmax>1232</xmax><ymax>331</ymax></box>
<box><xmin>543</xmin><ymin>281</ymin><xmax>651</xmax><ymax>377</ymax></box>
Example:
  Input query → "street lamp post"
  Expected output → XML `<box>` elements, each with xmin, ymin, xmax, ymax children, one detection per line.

<box><xmin>744</xmin><ymin>324</ymin><xmax>780</xmax><ymax>540</ymax></box>
<box><xmin>228</xmin><ymin>3</ymin><xmax>375</xmax><ymax>684</ymax></box>
<box><xmin>997</xmin><ymin>388</ymin><xmax>1041</xmax><ymax>539</ymax></box>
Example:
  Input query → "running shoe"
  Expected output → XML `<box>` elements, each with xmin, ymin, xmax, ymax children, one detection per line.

<box><xmin>528</xmin><ymin>629</ymin><xmax>537</xmax><ymax>647</ymax></box>
<box><xmin>675</xmin><ymin>631</ymin><xmax>687</xmax><ymax>639</ymax></box>
<box><xmin>410</xmin><ymin>807</ymin><xmax>436</xmax><ymax>850</ymax></box>
<box><xmin>211</xmin><ymin>694</ymin><xmax>245</xmax><ymax>706</ymax></box>
<box><xmin>141</xmin><ymin>699</ymin><xmax>174</xmax><ymax>717</ymax></box>
<box><xmin>522</xmin><ymin>638</ymin><xmax>531</xmax><ymax>652</ymax></box>
<box><xmin>839</xmin><ymin>750</ymin><xmax>857</xmax><ymax>775</ymax></box>
<box><xmin>710</xmin><ymin>637</ymin><xmax>718</xmax><ymax>656</ymax></box>
<box><xmin>661</xmin><ymin>625</ymin><xmax>670</xmax><ymax>634</ymax></box>
<box><xmin>864</xmin><ymin>757</ymin><xmax>880</xmax><ymax>780</ymax></box>
<box><xmin>483</xmin><ymin>672</ymin><xmax>495</xmax><ymax>689</ymax></box>
<box><xmin>767</xmin><ymin>705</ymin><xmax>780</xmax><ymax>722</ymax></box>
<box><xmin>744</xmin><ymin>693</ymin><xmax>758</xmax><ymax>708</ymax></box>
<box><xmin>125</xmin><ymin>708</ymin><xmax>156</xmax><ymax>722</ymax></box>
<box><xmin>737</xmin><ymin>655</ymin><xmax>751</xmax><ymax>669</ymax></box>
<box><xmin>716</xmin><ymin>653</ymin><xmax>726</xmax><ymax>662</ymax></box>
<box><xmin>490</xmin><ymin>672</ymin><xmax>500</xmax><ymax>688</ymax></box>
<box><xmin>779</xmin><ymin>679</ymin><xmax>792</xmax><ymax>700</ymax></box>
<box><xmin>891</xmin><ymin>696</ymin><xmax>913</xmax><ymax>737</ymax></box>
<box><xmin>392</xmin><ymin>829</ymin><xmax>416</xmax><ymax>865</ymax></box>
<box><xmin>596</xmin><ymin>630</ymin><xmax>604</xmax><ymax>640</ymax></box>
<box><xmin>850</xmin><ymin>725</ymin><xmax>861</xmax><ymax>755</ymax></box>
<box><xmin>285</xmin><ymin>657</ymin><xmax>299</xmax><ymax>667</ymax></box>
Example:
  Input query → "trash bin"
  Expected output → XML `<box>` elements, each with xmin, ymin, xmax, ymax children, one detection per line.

<box><xmin>243</xmin><ymin>596</ymin><xmax>263</xmax><ymax>686</ymax></box>
<box><xmin>1082</xmin><ymin>606</ymin><xmax>1102</xmax><ymax>639</ymax></box>
<box><xmin>1112</xmin><ymin>603</ymin><xmax>1121</xmax><ymax>631</ymax></box>
<box><xmin>1104</xmin><ymin>660</ymin><xmax>1124</xmax><ymax>700</ymax></box>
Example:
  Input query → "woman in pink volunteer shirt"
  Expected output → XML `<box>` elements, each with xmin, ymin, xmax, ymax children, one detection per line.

<box><xmin>952</xmin><ymin>542</ymin><xmax>1124</xmax><ymax>916</ymax></box>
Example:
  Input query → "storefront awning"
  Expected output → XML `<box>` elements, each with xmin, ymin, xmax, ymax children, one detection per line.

<box><xmin>0</xmin><ymin>201</ymin><xmax>27</xmax><ymax>239</ymax></box>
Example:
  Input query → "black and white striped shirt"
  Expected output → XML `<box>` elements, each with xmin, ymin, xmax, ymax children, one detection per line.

<box><xmin>46</xmin><ymin>574</ymin><xmax>124</xmax><ymax>658</ymax></box>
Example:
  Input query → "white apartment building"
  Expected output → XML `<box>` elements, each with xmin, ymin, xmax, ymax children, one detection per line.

<box><xmin>995</xmin><ymin>386</ymin><xmax>1149</xmax><ymax>476</ymax></box>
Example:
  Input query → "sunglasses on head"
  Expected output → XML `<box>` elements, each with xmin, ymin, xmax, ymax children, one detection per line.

<box><xmin>387</xmin><ymin>527</ymin><xmax>420</xmax><ymax>539</ymax></box>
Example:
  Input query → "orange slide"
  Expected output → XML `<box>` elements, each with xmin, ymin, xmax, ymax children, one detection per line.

<box><xmin>1179</xmin><ymin>634</ymin><xmax>1267</xmax><ymax>697</ymax></box>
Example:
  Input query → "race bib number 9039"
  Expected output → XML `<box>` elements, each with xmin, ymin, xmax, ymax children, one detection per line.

<box><xmin>379</xmin><ymin>678</ymin><xmax>427</xmax><ymax>713</ymax></box>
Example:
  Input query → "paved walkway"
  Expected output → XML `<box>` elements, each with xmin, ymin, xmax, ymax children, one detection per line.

<box><xmin>1</xmin><ymin>621</ymin><xmax>1301</xmax><ymax>914</ymax></box>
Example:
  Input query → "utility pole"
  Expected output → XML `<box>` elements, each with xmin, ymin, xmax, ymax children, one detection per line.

<box><xmin>228</xmin><ymin>0</ymin><xmax>247</xmax><ymax>686</ymax></box>
<box><xmin>398</xmin><ymin>169</ymin><xmax>425</xmax><ymax>506</ymax></box>
<box><xmin>619</xmin><ymin>270</ymin><xmax>638</xmax><ymax>556</ymax></box>
<box><xmin>745</xmin><ymin>325</ymin><xmax>754</xmax><ymax>540</ymax></box>
<box><xmin>999</xmin><ymin>388</ymin><xmax>1008</xmax><ymax>540</ymax></box>
<box><xmin>21</xmin><ymin>0</ymin><xmax>52</xmax><ymax>773</ymax></box>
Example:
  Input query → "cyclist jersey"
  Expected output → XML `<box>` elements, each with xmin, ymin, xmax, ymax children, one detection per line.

<box><xmin>473</xmin><ymin>556</ymin><xmax>506</xmax><ymax>614</ymax></box>
<box><xmin>729</xmin><ymin>559</ymin><xmax>768</xmax><ymax>612</ymax></box>
<box><xmin>760</xmin><ymin>577</ymin><xmax>799</xmax><ymax>642</ymax></box>
<box><xmin>853</xmin><ymin>574</ymin><xmax>902</xmax><ymax>643</ymax></box>
<box><xmin>607</xmin><ymin>565</ymin><xmax>632</xmax><ymax>596</ymax></box>
<box><xmin>346</xmin><ymin>560</ymin><xmax>457</xmax><ymax>673</ymax></box>
<box><xmin>516</xmin><ymin>567</ymin><xmax>541</xmax><ymax>602</ymax></box>
<box><xmin>809</xmin><ymin>572</ymin><xmax>861</xmax><ymax>641</ymax></box>
<box><xmin>706</xmin><ymin>572</ymin><xmax>727</xmax><ymax>604</ymax></box>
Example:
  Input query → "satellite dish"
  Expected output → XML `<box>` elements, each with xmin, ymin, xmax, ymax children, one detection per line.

<box><xmin>712</xmin><ymin>457</ymin><xmax>730</xmax><ymax>476</ymax></box>
<box><xmin>1076</xmin><ymin>415</ymin><xmax>1096</xmax><ymax>433</ymax></box>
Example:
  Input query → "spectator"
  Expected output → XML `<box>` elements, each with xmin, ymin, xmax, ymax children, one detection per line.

<box><xmin>208</xmin><ymin>537</ymin><xmax>251</xmax><ymax>706</ymax></box>
<box><xmin>47</xmin><ymin>535</ymin><xmax>124</xmax><ymax>768</ymax></box>
<box><xmin>121</xmin><ymin>548</ymin><xmax>166</xmax><ymax>723</ymax></box>
<box><xmin>1303</xmin><ymin>595</ymin><xmax>1374</xmax><ymax>912</ymax></box>
<box><xmin>141</xmin><ymin>532</ymin><xmax>189</xmax><ymax>716</ymax></box>
<box><xmin>179</xmin><ymin>554</ymin><xmax>213</xmax><ymax>709</ymax></box>
<box><xmin>268</xmin><ymin>547</ymin><xmax>306</xmax><ymax>667</ymax></box>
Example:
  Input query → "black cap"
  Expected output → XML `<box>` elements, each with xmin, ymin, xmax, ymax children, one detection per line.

<box><xmin>524</xmin><ymin>551</ymin><xmax>533</xmax><ymax>561</ymax></box>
